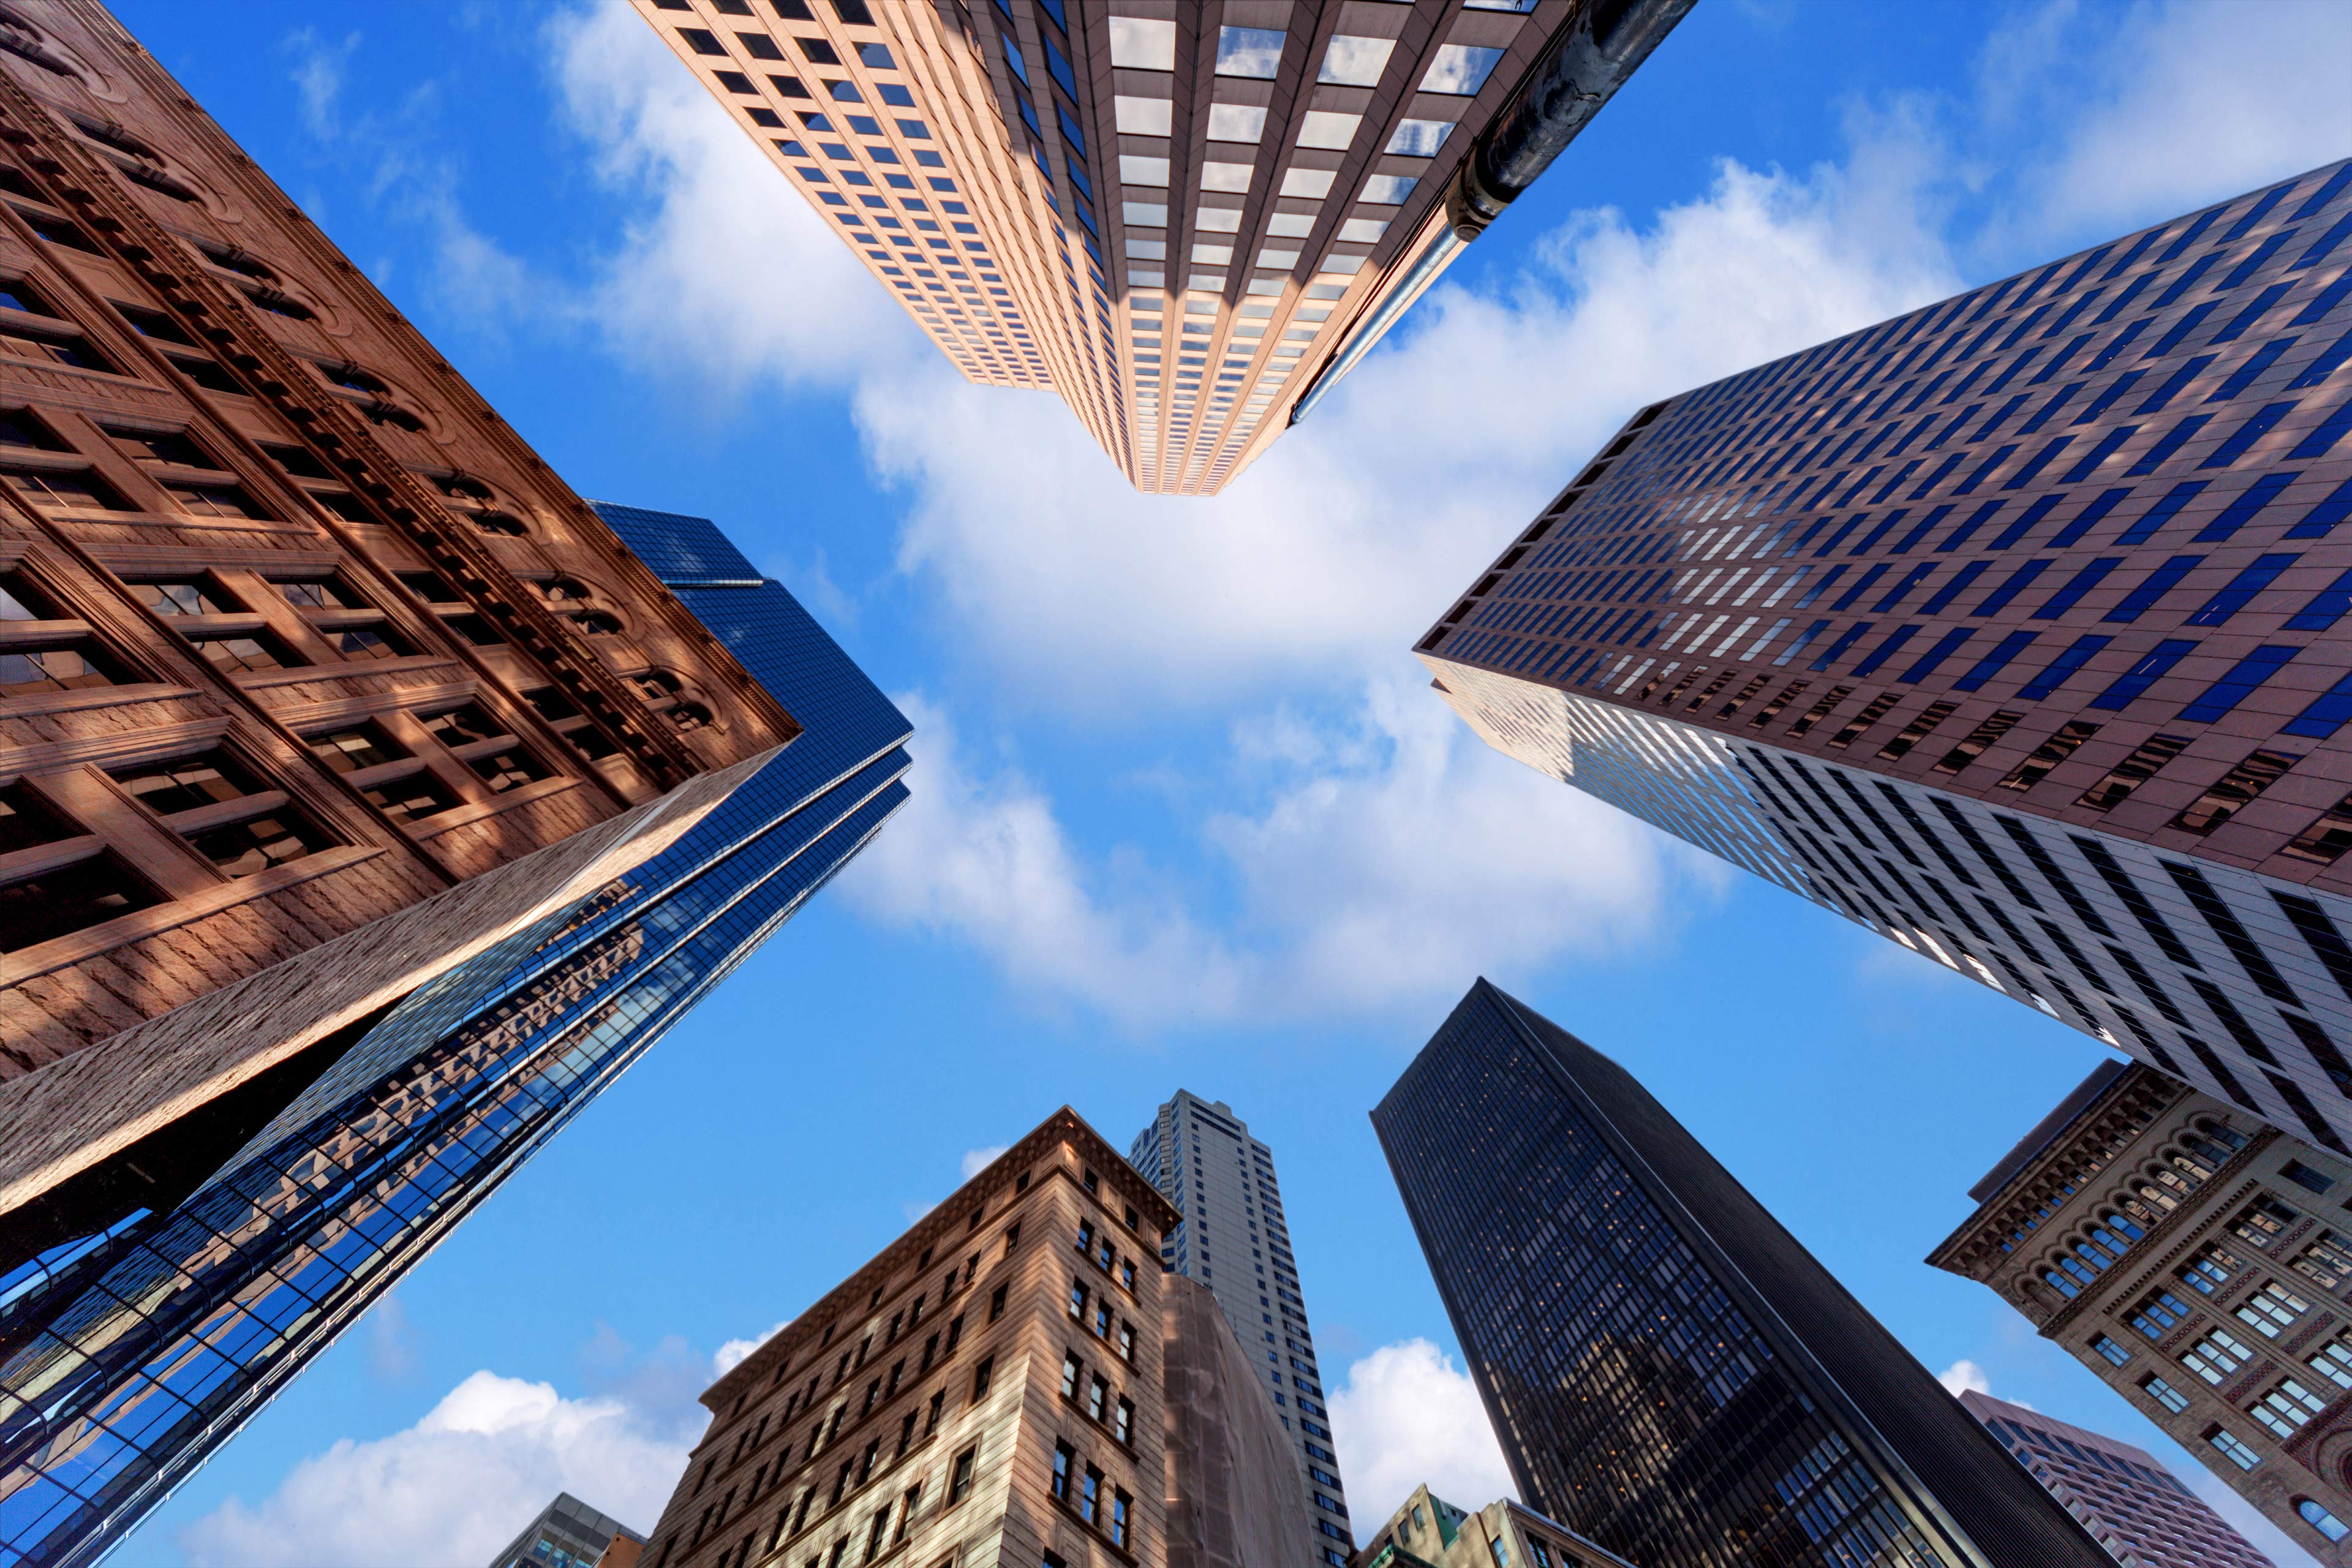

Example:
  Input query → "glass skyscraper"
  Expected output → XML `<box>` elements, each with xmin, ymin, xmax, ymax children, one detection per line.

<box><xmin>1129</xmin><ymin>1090</ymin><xmax>1349</xmax><ymax>1564</ymax></box>
<box><xmin>1372</xmin><ymin>979</ymin><xmax>2115</xmax><ymax>1568</ymax></box>
<box><xmin>1420</xmin><ymin>160</ymin><xmax>2352</xmax><ymax>1153</ymax></box>
<box><xmin>0</xmin><ymin>507</ymin><xmax>910</xmax><ymax>1568</ymax></box>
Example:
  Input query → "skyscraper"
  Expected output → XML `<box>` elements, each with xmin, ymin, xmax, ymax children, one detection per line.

<box><xmin>1929</xmin><ymin>1058</ymin><xmax>2352</xmax><ymax>1563</ymax></box>
<box><xmin>1418</xmin><ymin>160</ymin><xmax>2352</xmax><ymax>1153</ymax></box>
<box><xmin>1129</xmin><ymin>1090</ymin><xmax>1349</xmax><ymax>1564</ymax></box>
<box><xmin>632</xmin><ymin>1107</ymin><xmax>1308</xmax><ymax>1568</ymax></box>
<box><xmin>0</xmin><ymin>3</ymin><xmax>912</xmax><ymax>1559</ymax></box>
<box><xmin>638</xmin><ymin>0</ymin><xmax>1686</xmax><ymax>494</ymax></box>
<box><xmin>1958</xmin><ymin>1390</ymin><xmax>2275</xmax><ymax>1568</ymax></box>
<box><xmin>1372</xmin><ymin>979</ymin><xmax>2115</xmax><ymax>1568</ymax></box>
<box><xmin>490</xmin><ymin>1491</ymin><xmax>649</xmax><ymax>1568</ymax></box>
<box><xmin>1359</xmin><ymin>1483</ymin><xmax>1639</xmax><ymax>1568</ymax></box>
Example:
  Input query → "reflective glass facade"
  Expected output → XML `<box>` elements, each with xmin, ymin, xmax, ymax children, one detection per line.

<box><xmin>1373</xmin><ymin>979</ymin><xmax>2113</xmax><ymax>1568</ymax></box>
<box><xmin>1422</xmin><ymin>161</ymin><xmax>2352</xmax><ymax>1155</ymax></box>
<box><xmin>0</xmin><ymin>507</ymin><xmax>910</xmax><ymax>1568</ymax></box>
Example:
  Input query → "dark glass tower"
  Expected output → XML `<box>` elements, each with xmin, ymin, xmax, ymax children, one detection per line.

<box><xmin>0</xmin><ymin>507</ymin><xmax>910</xmax><ymax>1568</ymax></box>
<box><xmin>1418</xmin><ymin>161</ymin><xmax>2352</xmax><ymax>1155</ymax></box>
<box><xmin>1371</xmin><ymin>979</ymin><xmax>2113</xmax><ymax>1568</ymax></box>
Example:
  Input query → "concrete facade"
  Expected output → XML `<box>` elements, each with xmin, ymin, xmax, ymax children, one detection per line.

<box><xmin>1958</xmin><ymin>1389</ymin><xmax>2274</xmax><ymax>1568</ymax></box>
<box><xmin>1130</xmin><ymin>1091</ymin><xmax>1349</xmax><ymax>1564</ymax></box>
<box><xmin>1930</xmin><ymin>1060</ymin><xmax>2352</xmax><ymax>1562</ymax></box>
<box><xmin>635</xmin><ymin>0</ymin><xmax>1634</xmax><ymax>494</ymax></box>
<box><xmin>1417</xmin><ymin>160</ymin><xmax>2352</xmax><ymax>1155</ymax></box>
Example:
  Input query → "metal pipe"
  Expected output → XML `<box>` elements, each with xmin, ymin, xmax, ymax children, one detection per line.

<box><xmin>1288</xmin><ymin>0</ymin><xmax>1694</xmax><ymax>426</ymax></box>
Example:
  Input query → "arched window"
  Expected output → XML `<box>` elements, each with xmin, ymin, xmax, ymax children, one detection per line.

<box><xmin>2120</xmin><ymin>1192</ymin><xmax>2166</xmax><ymax>1229</ymax></box>
<box><xmin>669</xmin><ymin>703</ymin><xmax>712</xmax><ymax>732</ymax></box>
<box><xmin>2180</xmin><ymin>1131</ymin><xmax>2234</xmax><ymax>1167</ymax></box>
<box><xmin>2086</xmin><ymin>1226</ymin><xmax>2133</xmax><ymax>1263</ymax></box>
<box><xmin>540</xmin><ymin>578</ymin><xmax>589</xmax><ymax>603</ymax></box>
<box><xmin>2101</xmin><ymin>1212</ymin><xmax>2147</xmax><ymax>1243</ymax></box>
<box><xmin>2058</xmin><ymin>1255</ymin><xmax>2097</xmax><ymax>1289</ymax></box>
<box><xmin>568</xmin><ymin>611</ymin><xmax>621</xmax><ymax>636</ymax></box>
<box><xmin>2301</xmin><ymin>1499</ymin><xmax>2349</xmax><ymax>1542</ymax></box>
<box><xmin>2045</xmin><ymin>1269</ymin><xmax>2080</xmax><ymax>1301</ymax></box>
<box><xmin>2197</xmin><ymin>1118</ymin><xmax>2249</xmax><ymax>1153</ymax></box>
<box><xmin>471</xmin><ymin>510</ymin><xmax>526</xmax><ymax>537</ymax></box>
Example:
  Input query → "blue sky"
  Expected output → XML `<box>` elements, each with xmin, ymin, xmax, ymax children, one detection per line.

<box><xmin>106</xmin><ymin>1</ymin><xmax>2350</xmax><ymax>1563</ymax></box>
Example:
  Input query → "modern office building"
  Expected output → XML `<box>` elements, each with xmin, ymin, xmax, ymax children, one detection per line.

<box><xmin>635</xmin><ymin>1107</ymin><xmax>1307</xmax><ymax>1568</ymax></box>
<box><xmin>1129</xmin><ymin>1090</ymin><xmax>1349</xmax><ymax>1564</ymax></box>
<box><xmin>1417</xmin><ymin>160</ymin><xmax>2352</xmax><ymax>1152</ymax></box>
<box><xmin>636</xmin><ymin>0</ymin><xmax>1686</xmax><ymax>493</ymax></box>
<box><xmin>1373</xmin><ymin>978</ymin><xmax>2115</xmax><ymax>1568</ymax></box>
<box><xmin>0</xmin><ymin>8</ymin><xmax>913</xmax><ymax>1564</ymax></box>
<box><xmin>1958</xmin><ymin>1390</ymin><xmax>2274</xmax><ymax>1568</ymax></box>
<box><xmin>1930</xmin><ymin>1059</ymin><xmax>2352</xmax><ymax>1564</ymax></box>
<box><xmin>1356</xmin><ymin>1483</ymin><xmax>1637</xmax><ymax>1568</ymax></box>
<box><xmin>490</xmin><ymin>1491</ymin><xmax>649</xmax><ymax>1568</ymax></box>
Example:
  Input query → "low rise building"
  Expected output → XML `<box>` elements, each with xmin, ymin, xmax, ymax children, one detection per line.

<box><xmin>489</xmin><ymin>1492</ymin><xmax>647</xmax><ymax>1568</ymax></box>
<box><xmin>1930</xmin><ymin>1059</ymin><xmax>2352</xmax><ymax>1562</ymax></box>
<box><xmin>634</xmin><ymin>1106</ymin><xmax>1310</xmax><ymax>1568</ymax></box>
<box><xmin>1354</xmin><ymin>1485</ymin><xmax>1635</xmax><ymax>1568</ymax></box>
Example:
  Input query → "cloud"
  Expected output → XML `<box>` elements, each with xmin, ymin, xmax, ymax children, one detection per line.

<box><xmin>1328</xmin><ymin>1340</ymin><xmax>1515</xmax><ymax>1537</ymax></box>
<box><xmin>1985</xmin><ymin>0</ymin><xmax>2352</xmax><ymax>246</ymax></box>
<box><xmin>363</xmin><ymin>1294</ymin><xmax>422</xmax><ymax>1385</ymax></box>
<box><xmin>714</xmin><ymin>1321</ymin><xmax>790</xmax><ymax>1378</ymax></box>
<box><xmin>960</xmin><ymin>1145</ymin><xmax>1011</xmax><ymax>1180</ymax></box>
<box><xmin>1935</xmin><ymin>1358</ymin><xmax>1992</xmax><ymax>1398</ymax></box>
<box><xmin>176</xmin><ymin>1371</ymin><xmax>694</xmax><ymax>1568</ymax></box>
<box><xmin>840</xmin><ymin>686</ymin><xmax>1704</xmax><ymax>1027</ymax></box>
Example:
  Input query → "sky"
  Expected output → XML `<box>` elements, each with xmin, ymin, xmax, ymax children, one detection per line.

<box><xmin>96</xmin><ymin>1</ymin><xmax>2352</xmax><ymax>1564</ymax></box>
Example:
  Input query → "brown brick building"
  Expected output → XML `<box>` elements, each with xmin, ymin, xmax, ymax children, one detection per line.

<box><xmin>0</xmin><ymin>0</ymin><xmax>795</xmax><ymax>1069</ymax></box>
<box><xmin>0</xmin><ymin>10</ymin><xmax>914</xmax><ymax>1566</ymax></box>
<box><xmin>639</xmin><ymin>1107</ymin><xmax>1311</xmax><ymax>1568</ymax></box>
<box><xmin>1930</xmin><ymin>1059</ymin><xmax>2352</xmax><ymax>1563</ymax></box>
<box><xmin>637</xmin><ymin>0</ymin><xmax>1683</xmax><ymax>494</ymax></box>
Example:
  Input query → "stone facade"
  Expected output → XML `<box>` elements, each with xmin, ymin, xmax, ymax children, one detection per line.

<box><xmin>0</xmin><ymin>0</ymin><xmax>794</xmax><ymax>1080</ymax></box>
<box><xmin>1929</xmin><ymin>1059</ymin><xmax>2352</xmax><ymax>1562</ymax></box>
<box><xmin>1158</xmin><ymin>1272</ymin><xmax>1313</xmax><ymax>1568</ymax></box>
<box><xmin>641</xmin><ymin>1109</ymin><xmax>1182</xmax><ymax>1568</ymax></box>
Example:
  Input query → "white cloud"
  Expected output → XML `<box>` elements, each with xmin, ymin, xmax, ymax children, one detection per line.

<box><xmin>714</xmin><ymin>1321</ymin><xmax>790</xmax><ymax>1378</ymax></box>
<box><xmin>1985</xmin><ymin>0</ymin><xmax>2352</xmax><ymax>244</ymax></box>
<box><xmin>840</xmin><ymin>686</ymin><xmax>1706</xmax><ymax>1027</ymax></box>
<box><xmin>960</xmin><ymin>1145</ymin><xmax>1011</xmax><ymax>1180</ymax></box>
<box><xmin>1328</xmin><ymin>1340</ymin><xmax>1515</xmax><ymax>1538</ymax></box>
<box><xmin>1935</xmin><ymin>1358</ymin><xmax>1992</xmax><ymax>1398</ymax></box>
<box><xmin>363</xmin><ymin>1294</ymin><xmax>422</xmax><ymax>1385</ymax></box>
<box><xmin>176</xmin><ymin>1371</ymin><xmax>693</xmax><ymax>1568</ymax></box>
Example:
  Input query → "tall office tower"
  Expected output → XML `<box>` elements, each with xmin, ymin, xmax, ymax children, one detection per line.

<box><xmin>0</xmin><ymin>5</ymin><xmax>912</xmax><ymax>1562</ymax></box>
<box><xmin>637</xmin><ymin>0</ymin><xmax>1684</xmax><ymax>494</ymax></box>
<box><xmin>1958</xmin><ymin>1390</ymin><xmax>2275</xmax><ymax>1568</ymax></box>
<box><xmin>1417</xmin><ymin>160</ymin><xmax>2352</xmax><ymax>1152</ymax></box>
<box><xmin>1358</xmin><ymin>1483</ymin><xmax>1638</xmax><ymax>1568</ymax></box>
<box><xmin>635</xmin><ymin>1107</ymin><xmax>1310</xmax><ymax>1568</ymax></box>
<box><xmin>1129</xmin><ymin>1090</ymin><xmax>1349</xmax><ymax>1564</ymax></box>
<box><xmin>1929</xmin><ymin>1059</ymin><xmax>2352</xmax><ymax>1564</ymax></box>
<box><xmin>491</xmin><ymin>1492</ymin><xmax>649</xmax><ymax>1568</ymax></box>
<box><xmin>1373</xmin><ymin>979</ymin><xmax>2116</xmax><ymax>1568</ymax></box>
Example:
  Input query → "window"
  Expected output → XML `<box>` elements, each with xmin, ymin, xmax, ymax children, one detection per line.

<box><xmin>424</xmin><ymin>704</ymin><xmax>549</xmax><ymax>792</ymax></box>
<box><xmin>2140</xmin><ymin>1373</ymin><xmax>2189</xmax><ymax>1413</ymax></box>
<box><xmin>1117</xmin><ymin>1321</ymin><xmax>1134</xmax><ymax>1362</ymax></box>
<box><xmin>2297</xmin><ymin>1231</ymin><xmax>2352</xmax><ymax>1291</ymax></box>
<box><xmin>988</xmin><ymin>1283</ymin><xmax>1008</xmax><ymax>1322</ymax></box>
<box><xmin>948</xmin><ymin>1446</ymin><xmax>975</xmax><ymax>1503</ymax></box>
<box><xmin>971</xmin><ymin>1356</ymin><xmax>993</xmax><ymax>1399</ymax></box>
<box><xmin>2129</xmin><ymin>1289</ymin><xmax>2192</xmax><ymax>1340</ymax></box>
<box><xmin>112</xmin><ymin>752</ymin><xmax>330</xmax><ymax>876</ymax></box>
<box><xmin>1079</xmin><ymin>1465</ymin><xmax>1101</xmax><ymax>1523</ymax></box>
<box><xmin>1093</xmin><ymin>1298</ymin><xmax>1112</xmax><ymax>1338</ymax></box>
<box><xmin>2207</xmin><ymin>1424</ymin><xmax>2260</xmax><ymax>1471</ymax></box>
<box><xmin>2180</xmin><ymin>1243</ymin><xmax>2237</xmax><ymax>1294</ymax></box>
<box><xmin>2233</xmin><ymin>1196</ymin><xmax>2299</xmax><ymax>1248</ymax></box>
<box><xmin>2184</xmin><ymin>1327</ymin><xmax>2255</xmax><ymax>1383</ymax></box>
<box><xmin>2302</xmin><ymin>1499</ymin><xmax>2351</xmax><ymax>1541</ymax></box>
<box><xmin>2239</xmin><ymin>1280</ymin><xmax>2310</xmax><ymax>1338</ymax></box>
<box><xmin>4</xmin><ymin>461</ymin><xmax>131</xmax><ymax>513</ymax></box>
<box><xmin>0</xmin><ymin>783</ymin><xmax>157</xmax><ymax>951</ymax></box>
<box><xmin>1069</xmin><ymin>1280</ymin><xmax>1087</xmax><ymax>1320</ymax></box>
<box><xmin>2171</xmin><ymin>748</ymin><xmax>2301</xmax><ymax>835</ymax></box>
<box><xmin>308</xmin><ymin>725</ymin><xmax>404</xmax><ymax>774</ymax></box>
<box><xmin>1061</xmin><ymin>1353</ymin><xmax>1081</xmax><ymax>1400</ymax></box>
<box><xmin>1113</xmin><ymin>1396</ymin><xmax>1133</xmax><ymax>1444</ymax></box>
<box><xmin>1050</xmin><ymin>1441</ymin><xmax>1073</xmax><ymax>1500</ymax></box>
<box><xmin>1420</xmin><ymin>42</ymin><xmax>1505</xmax><ymax>94</ymax></box>
<box><xmin>2285</xmin><ymin>1160</ymin><xmax>2337</xmax><ymax>1194</ymax></box>
<box><xmin>1110</xmin><ymin>1489</ymin><xmax>1130</xmax><ymax>1548</ymax></box>
<box><xmin>2091</xmin><ymin>1333</ymin><xmax>2131</xmax><ymax>1366</ymax></box>
<box><xmin>190</xmin><ymin>630</ymin><xmax>295</xmax><ymax>676</ymax></box>
<box><xmin>364</xmin><ymin>771</ymin><xmax>462</xmax><ymax>824</ymax></box>
<box><xmin>1087</xmin><ymin>1374</ymin><xmax>1107</xmax><ymax>1422</ymax></box>
<box><xmin>2255</xmin><ymin>1376</ymin><xmax>2329</xmax><ymax>1438</ymax></box>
